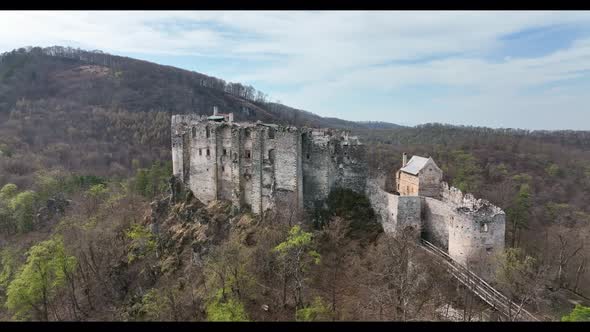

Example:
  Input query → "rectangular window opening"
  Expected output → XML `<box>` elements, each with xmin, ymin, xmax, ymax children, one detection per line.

<box><xmin>206</xmin><ymin>149</ymin><xmax>210</xmax><ymax>156</ymax></box>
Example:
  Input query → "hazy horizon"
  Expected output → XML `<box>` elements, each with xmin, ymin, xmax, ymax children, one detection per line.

<box><xmin>1</xmin><ymin>11</ymin><xmax>590</xmax><ymax>130</ymax></box>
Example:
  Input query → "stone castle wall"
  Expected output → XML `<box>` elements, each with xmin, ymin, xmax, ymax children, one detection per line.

<box><xmin>171</xmin><ymin>115</ymin><xmax>365</xmax><ymax>215</ymax></box>
<box><xmin>367</xmin><ymin>179</ymin><xmax>505</xmax><ymax>280</ymax></box>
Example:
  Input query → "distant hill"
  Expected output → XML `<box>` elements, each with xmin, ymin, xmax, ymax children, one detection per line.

<box><xmin>355</xmin><ymin>121</ymin><xmax>405</xmax><ymax>129</ymax></box>
<box><xmin>0</xmin><ymin>45</ymin><xmax>399</xmax><ymax>187</ymax></box>
<box><xmin>0</xmin><ymin>46</ymin><xmax>378</xmax><ymax>129</ymax></box>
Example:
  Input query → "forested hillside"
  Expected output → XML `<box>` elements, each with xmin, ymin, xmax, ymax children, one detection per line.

<box><xmin>0</xmin><ymin>46</ymin><xmax>588</xmax><ymax>321</ymax></box>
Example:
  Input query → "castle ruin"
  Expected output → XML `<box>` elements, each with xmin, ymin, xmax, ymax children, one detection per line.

<box><xmin>171</xmin><ymin>111</ymin><xmax>367</xmax><ymax>215</ymax></box>
<box><xmin>171</xmin><ymin>108</ymin><xmax>505</xmax><ymax>281</ymax></box>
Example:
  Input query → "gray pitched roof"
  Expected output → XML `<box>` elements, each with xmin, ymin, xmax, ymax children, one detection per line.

<box><xmin>400</xmin><ymin>155</ymin><xmax>430</xmax><ymax>175</ymax></box>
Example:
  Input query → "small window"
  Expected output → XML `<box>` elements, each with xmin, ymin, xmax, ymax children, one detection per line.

<box><xmin>234</xmin><ymin>152</ymin><xmax>238</xmax><ymax>161</ymax></box>
<box><xmin>205</xmin><ymin>126</ymin><xmax>210</xmax><ymax>138</ymax></box>
<box><xmin>221</xmin><ymin>166</ymin><xmax>225</xmax><ymax>172</ymax></box>
<box><xmin>223</xmin><ymin>148</ymin><xmax>227</xmax><ymax>156</ymax></box>
<box><xmin>268</xmin><ymin>127</ymin><xmax>275</xmax><ymax>139</ymax></box>
<box><xmin>306</xmin><ymin>153</ymin><xmax>310</xmax><ymax>159</ymax></box>
<box><xmin>245</xmin><ymin>130</ymin><xmax>251</xmax><ymax>138</ymax></box>
<box><xmin>268</xmin><ymin>149</ymin><xmax>275</xmax><ymax>164</ymax></box>
<box><xmin>206</xmin><ymin>149</ymin><xmax>210</xmax><ymax>156</ymax></box>
<box><xmin>245</xmin><ymin>150</ymin><xmax>251</xmax><ymax>159</ymax></box>
<box><xmin>199</xmin><ymin>149</ymin><xmax>202</xmax><ymax>156</ymax></box>
<box><xmin>192</xmin><ymin>127</ymin><xmax>196</xmax><ymax>138</ymax></box>
<box><xmin>482</xmin><ymin>224</ymin><xmax>488</xmax><ymax>232</ymax></box>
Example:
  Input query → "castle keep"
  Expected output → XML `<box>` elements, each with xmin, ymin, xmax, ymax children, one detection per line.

<box><xmin>171</xmin><ymin>109</ymin><xmax>505</xmax><ymax>280</ymax></box>
<box><xmin>171</xmin><ymin>110</ymin><xmax>367</xmax><ymax>215</ymax></box>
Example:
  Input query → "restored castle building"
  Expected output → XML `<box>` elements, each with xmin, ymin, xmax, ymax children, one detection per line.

<box><xmin>395</xmin><ymin>153</ymin><xmax>443</xmax><ymax>198</ymax></box>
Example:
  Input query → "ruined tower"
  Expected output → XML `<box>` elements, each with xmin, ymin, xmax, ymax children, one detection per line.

<box><xmin>171</xmin><ymin>108</ymin><xmax>367</xmax><ymax>215</ymax></box>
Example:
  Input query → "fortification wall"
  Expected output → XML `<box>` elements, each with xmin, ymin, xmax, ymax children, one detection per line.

<box><xmin>174</xmin><ymin>114</ymin><xmax>367</xmax><ymax>215</ymax></box>
<box><xmin>366</xmin><ymin>179</ymin><xmax>397</xmax><ymax>233</ymax></box>
<box><xmin>366</xmin><ymin>180</ymin><xmax>420</xmax><ymax>235</ymax></box>
<box><xmin>441</xmin><ymin>183</ymin><xmax>505</xmax><ymax>278</ymax></box>
<box><xmin>422</xmin><ymin>197</ymin><xmax>453</xmax><ymax>250</ymax></box>
<box><xmin>171</xmin><ymin>116</ymin><xmax>185</xmax><ymax>178</ymax></box>
<box><xmin>250</xmin><ymin>127</ymin><xmax>264</xmax><ymax>213</ymax></box>
<box><xmin>335</xmin><ymin>138</ymin><xmax>367</xmax><ymax>194</ymax></box>
<box><xmin>302</xmin><ymin>130</ymin><xmax>333</xmax><ymax>209</ymax></box>
<box><xmin>397</xmin><ymin>196</ymin><xmax>422</xmax><ymax>234</ymax></box>
<box><xmin>189</xmin><ymin>121</ymin><xmax>218</xmax><ymax>204</ymax></box>
<box><xmin>369</xmin><ymin>178</ymin><xmax>505</xmax><ymax>280</ymax></box>
<box><xmin>216</xmin><ymin>125</ymin><xmax>233</xmax><ymax>201</ymax></box>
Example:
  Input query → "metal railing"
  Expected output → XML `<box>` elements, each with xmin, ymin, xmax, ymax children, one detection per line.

<box><xmin>420</xmin><ymin>239</ymin><xmax>539</xmax><ymax>321</ymax></box>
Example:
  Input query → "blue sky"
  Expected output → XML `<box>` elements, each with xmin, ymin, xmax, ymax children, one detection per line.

<box><xmin>1</xmin><ymin>11</ymin><xmax>590</xmax><ymax>130</ymax></box>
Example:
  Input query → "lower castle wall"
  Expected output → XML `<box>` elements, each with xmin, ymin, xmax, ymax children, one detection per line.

<box><xmin>396</xmin><ymin>196</ymin><xmax>422</xmax><ymax>234</ymax></box>
<box><xmin>422</xmin><ymin>197</ymin><xmax>453</xmax><ymax>250</ymax></box>
<box><xmin>366</xmin><ymin>180</ymin><xmax>397</xmax><ymax>233</ymax></box>
<box><xmin>366</xmin><ymin>180</ymin><xmax>420</xmax><ymax>235</ymax></box>
<box><xmin>368</xmin><ymin>179</ymin><xmax>505</xmax><ymax>281</ymax></box>
<box><xmin>448</xmin><ymin>210</ymin><xmax>505</xmax><ymax>279</ymax></box>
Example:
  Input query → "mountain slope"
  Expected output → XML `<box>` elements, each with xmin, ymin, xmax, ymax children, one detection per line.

<box><xmin>0</xmin><ymin>46</ymin><xmax>374</xmax><ymax>129</ymax></box>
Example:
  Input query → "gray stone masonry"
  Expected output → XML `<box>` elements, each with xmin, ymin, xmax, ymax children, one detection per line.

<box><xmin>171</xmin><ymin>114</ymin><xmax>365</xmax><ymax>215</ymax></box>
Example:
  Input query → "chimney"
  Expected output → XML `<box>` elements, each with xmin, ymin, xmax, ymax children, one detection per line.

<box><xmin>228</xmin><ymin>113</ymin><xmax>234</xmax><ymax>123</ymax></box>
<box><xmin>213</xmin><ymin>106</ymin><xmax>218</xmax><ymax>116</ymax></box>
<box><xmin>402</xmin><ymin>153</ymin><xmax>408</xmax><ymax>167</ymax></box>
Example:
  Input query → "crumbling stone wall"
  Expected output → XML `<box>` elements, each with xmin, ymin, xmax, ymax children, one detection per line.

<box><xmin>172</xmin><ymin>115</ymin><xmax>364</xmax><ymax>216</ymax></box>
<box><xmin>299</xmin><ymin>129</ymin><xmax>366</xmax><ymax>210</ymax></box>
<box><xmin>367</xmin><ymin>178</ymin><xmax>505</xmax><ymax>281</ymax></box>
<box><xmin>441</xmin><ymin>183</ymin><xmax>506</xmax><ymax>279</ymax></box>
<box><xmin>421</xmin><ymin>197</ymin><xmax>453</xmax><ymax>250</ymax></box>
<box><xmin>366</xmin><ymin>179</ymin><xmax>419</xmax><ymax>235</ymax></box>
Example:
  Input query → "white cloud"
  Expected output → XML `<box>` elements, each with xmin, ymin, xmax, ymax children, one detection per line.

<box><xmin>0</xmin><ymin>11</ymin><xmax>589</xmax><ymax>129</ymax></box>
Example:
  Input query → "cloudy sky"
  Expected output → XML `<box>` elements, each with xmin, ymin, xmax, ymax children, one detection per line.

<box><xmin>1</xmin><ymin>11</ymin><xmax>590</xmax><ymax>129</ymax></box>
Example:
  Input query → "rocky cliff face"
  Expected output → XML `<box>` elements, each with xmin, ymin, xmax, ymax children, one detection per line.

<box><xmin>141</xmin><ymin>176</ymin><xmax>259</xmax><ymax>273</ymax></box>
